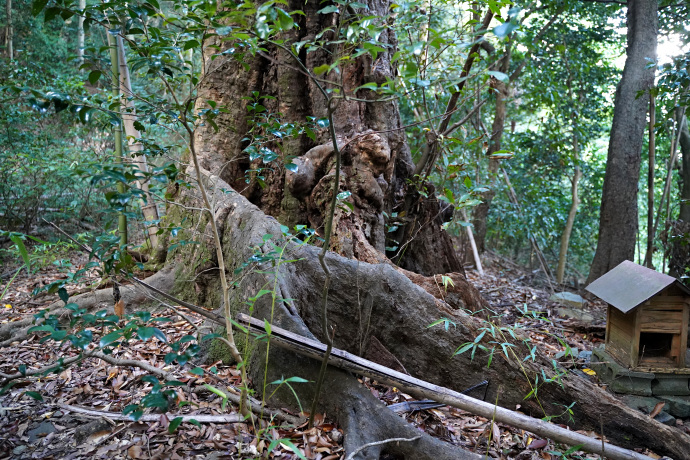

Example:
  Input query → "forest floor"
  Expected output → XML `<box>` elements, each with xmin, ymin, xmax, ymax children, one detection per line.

<box><xmin>0</xmin><ymin>249</ymin><xmax>675</xmax><ymax>459</ymax></box>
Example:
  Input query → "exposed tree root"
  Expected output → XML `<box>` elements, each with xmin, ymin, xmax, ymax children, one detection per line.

<box><xmin>164</xmin><ymin>171</ymin><xmax>690</xmax><ymax>459</ymax></box>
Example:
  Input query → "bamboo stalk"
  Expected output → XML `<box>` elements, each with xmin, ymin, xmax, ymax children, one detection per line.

<box><xmin>116</xmin><ymin>35</ymin><xmax>160</xmax><ymax>248</ymax></box>
<box><xmin>107</xmin><ymin>32</ymin><xmax>127</xmax><ymax>247</ymax></box>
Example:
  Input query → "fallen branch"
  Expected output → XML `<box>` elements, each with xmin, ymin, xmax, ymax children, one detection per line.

<box><xmin>59</xmin><ymin>403</ymin><xmax>244</xmax><ymax>423</ymax></box>
<box><xmin>0</xmin><ymin>353</ymin><xmax>86</xmax><ymax>381</ymax></box>
<box><xmin>90</xmin><ymin>351</ymin><xmax>176</xmax><ymax>381</ymax></box>
<box><xmin>0</xmin><ymin>350</ymin><xmax>174</xmax><ymax>383</ymax></box>
<box><xmin>237</xmin><ymin>313</ymin><xmax>652</xmax><ymax>460</ymax></box>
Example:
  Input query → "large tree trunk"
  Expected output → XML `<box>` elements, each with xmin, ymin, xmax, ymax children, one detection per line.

<box><xmin>587</xmin><ymin>0</ymin><xmax>657</xmax><ymax>284</ymax></box>
<box><xmin>192</xmin><ymin>0</ymin><xmax>459</xmax><ymax>275</ymax></box>
<box><xmin>161</xmin><ymin>169</ymin><xmax>690</xmax><ymax>459</ymax></box>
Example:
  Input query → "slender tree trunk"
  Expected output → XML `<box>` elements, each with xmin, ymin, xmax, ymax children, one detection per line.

<box><xmin>679</xmin><ymin>115</ymin><xmax>690</xmax><ymax>222</ymax></box>
<box><xmin>77</xmin><ymin>0</ymin><xmax>85</xmax><ymax>65</ymax></box>
<box><xmin>107</xmin><ymin>32</ymin><xmax>127</xmax><ymax>246</ymax></box>
<box><xmin>470</xmin><ymin>10</ymin><xmax>563</xmax><ymax>254</ymax></box>
<box><xmin>116</xmin><ymin>36</ymin><xmax>159</xmax><ymax>249</ymax></box>
<box><xmin>644</xmin><ymin>93</ymin><xmax>655</xmax><ymax>267</ymax></box>
<box><xmin>587</xmin><ymin>0</ymin><xmax>657</xmax><ymax>284</ymax></box>
<box><xmin>556</xmin><ymin>77</ymin><xmax>582</xmax><ymax>285</ymax></box>
<box><xmin>5</xmin><ymin>0</ymin><xmax>12</xmax><ymax>59</ymax></box>
<box><xmin>471</xmin><ymin>47</ymin><xmax>510</xmax><ymax>253</ymax></box>
<box><xmin>667</xmin><ymin>115</ymin><xmax>690</xmax><ymax>279</ymax></box>
<box><xmin>556</xmin><ymin>166</ymin><xmax>581</xmax><ymax>284</ymax></box>
<box><xmin>556</xmin><ymin>137</ymin><xmax>581</xmax><ymax>283</ymax></box>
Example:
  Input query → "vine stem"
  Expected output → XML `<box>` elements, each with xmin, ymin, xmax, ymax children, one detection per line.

<box><xmin>181</xmin><ymin>112</ymin><xmax>250</xmax><ymax>418</ymax></box>
<box><xmin>308</xmin><ymin>101</ymin><xmax>341</xmax><ymax>428</ymax></box>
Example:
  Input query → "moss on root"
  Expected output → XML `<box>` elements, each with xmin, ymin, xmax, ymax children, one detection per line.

<box><xmin>206</xmin><ymin>327</ymin><xmax>251</xmax><ymax>365</ymax></box>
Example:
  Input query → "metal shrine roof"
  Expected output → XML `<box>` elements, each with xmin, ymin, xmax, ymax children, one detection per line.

<box><xmin>585</xmin><ymin>260</ymin><xmax>690</xmax><ymax>313</ymax></box>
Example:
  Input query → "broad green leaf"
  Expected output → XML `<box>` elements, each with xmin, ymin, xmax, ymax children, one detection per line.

<box><xmin>100</xmin><ymin>330</ymin><xmax>123</xmax><ymax>347</ymax></box>
<box><xmin>355</xmin><ymin>82</ymin><xmax>378</xmax><ymax>92</ymax></box>
<box><xmin>9</xmin><ymin>235</ymin><xmax>30</xmax><ymax>270</ymax></box>
<box><xmin>31</xmin><ymin>0</ymin><xmax>49</xmax><ymax>16</ymax></box>
<box><xmin>168</xmin><ymin>417</ymin><xmax>183</xmax><ymax>433</ymax></box>
<box><xmin>313</xmin><ymin>64</ymin><xmax>331</xmax><ymax>75</ymax></box>
<box><xmin>183</xmin><ymin>40</ymin><xmax>200</xmax><ymax>50</ymax></box>
<box><xmin>28</xmin><ymin>325</ymin><xmax>56</xmax><ymax>333</ymax></box>
<box><xmin>275</xmin><ymin>8</ymin><xmax>294</xmax><ymax>30</ymax></box>
<box><xmin>493</xmin><ymin>21</ymin><xmax>519</xmax><ymax>39</ymax></box>
<box><xmin>136</xmin><ymin>326</ymin><xmax>156</xmax><ymax>341</ymax></box>
<box><xmin>318</xmin><ymin>5</ymin><xmax>338</xmax><ymax>14</ymax></box>
<box><xmin>487</xmin><ymin>70</ymin><xmax>509</xmax><ymax>82</ymax></box>
<box><xmin>88</xmin><ymin>70</ymin><xmax>102</xmax><ymax>85</ymax></box>
<box><xmin>25</xmin><ymin>391</ymin><xmax>43</xmax><ymax>401</ymax></box>
<box><xmin>58</xmin><ymin>287</ymin><xmax>69</xmax><ymax>303</ymax></box>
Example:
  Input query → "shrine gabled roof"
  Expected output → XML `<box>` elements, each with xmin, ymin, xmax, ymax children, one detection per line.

<box><xmin>585</xmin><ymin>260</ymin><xmax>690</xmax><ymax>313</ymax></box>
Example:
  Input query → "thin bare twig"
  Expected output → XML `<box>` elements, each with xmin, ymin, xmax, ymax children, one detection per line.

<box><xmin>344</xmin><ymin>436</ymin><xmax>421</xmax><ymax>460</ymax></box>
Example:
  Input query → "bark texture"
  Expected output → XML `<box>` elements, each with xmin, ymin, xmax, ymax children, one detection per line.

<box><xmin>163</xmin><ymin>170</ymin><xmax>690</xmax><ymax>459</ymax></box>
<box><xmin>679</xmin><ymin>115</ymin><xmax>690</xmax><ymax>223</ymax></box>
<box><xmin>667</xmin><ymin>116</ymin><xmax>690</xmax><ymax>280</ymax></box>
<box><xmin>193</xmin><ymin>0</ymin><xmax>460</xmax><ymax>275</ymax></box>
<box><xmin>587</xmin><ymin>0</ymin><xmax>657</xmax><ymax>284</ymax></box>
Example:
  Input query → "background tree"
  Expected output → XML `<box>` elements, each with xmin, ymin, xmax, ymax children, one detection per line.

<box><xmin>587</xmin><ymin>0</ymin><xmax>658</xmax><ymax>284</ymax></box>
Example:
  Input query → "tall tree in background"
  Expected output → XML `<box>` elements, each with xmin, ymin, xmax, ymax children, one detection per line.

<box><xmin>4</xmin><ymin>0</ymin><xmax>12</xmax><ymax>59</ymax></box>
<box><xmin>77</xmin><ymin>0</ymin><xmax>84</xmax><ymax>65</ymax></box>
<box><xmin>680</xmin><ymin>115</ymin><xmax>690</xmax><ymax>222</ymax></box>
<box><xmin>587</xmin><ymin>0</ymin><xmax>657</xmax><ymax>284</ymax></box>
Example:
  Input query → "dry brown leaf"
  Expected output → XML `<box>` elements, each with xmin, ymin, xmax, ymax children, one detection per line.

<box><xmin>649</xmin><ymin>402</ymin><xmax>665</xmax><ymax>419</ymax></box>
<box><xmin>114</xmin><ymin>299</ymin><xmax>125</xmax><ymax>318</ymax></box>
<box><xmin>491</xmin><ymin>422</ymin><xmax>501</xmax><ymax>448</ymax></box>
<box><xmin>528</xmin><ymin>438</ymin><xmax>548</xmax><ymax>450</ymax></box>
<box><xmin>128</xmin><ymin>445</ymin><xmax>144</xmax><ymax>459</ymax></box>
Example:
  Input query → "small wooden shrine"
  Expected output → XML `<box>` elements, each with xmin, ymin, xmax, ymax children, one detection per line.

<box><xmin>586</xmin><ymin>260</ymin><xmax>690</xmax><ymax>371</ymax></box>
